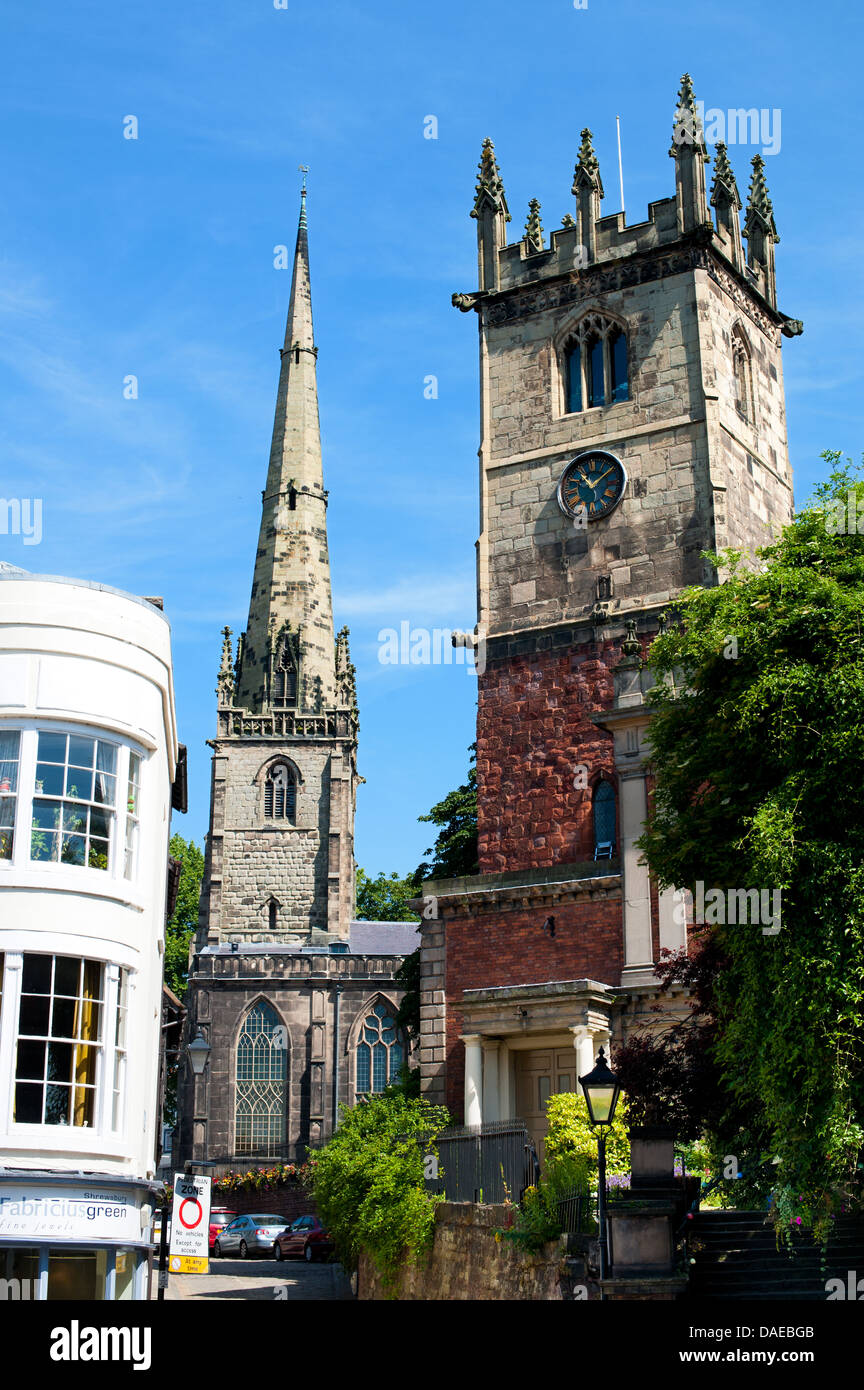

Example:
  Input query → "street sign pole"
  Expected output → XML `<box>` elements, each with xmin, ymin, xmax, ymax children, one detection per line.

<box><xmin>157</xmin><ymin>1194</ymin><xmax>170</xmax><ymax>1301</ymax></box>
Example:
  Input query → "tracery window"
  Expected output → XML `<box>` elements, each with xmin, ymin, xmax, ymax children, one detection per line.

<box><xmin>235</xmin><ymin>1002</ymin><xmax>287</xmax><ymax>1157</ymax></box>
<box><xmin>264</xmin><ymin>763</ymin><xmax>296</xmax><ymax>822</ymax></box>
<box><xmin>564</xmin><ymin>315</ymin><xmax>629</xmax><ymax>414</ymax></box>
<box><xmin>355</xmin><ymin>1002</ymin><xmax>405</xmax><ymax>1095</ymax></box>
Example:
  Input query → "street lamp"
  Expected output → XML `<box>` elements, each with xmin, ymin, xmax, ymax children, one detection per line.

<box><xmin>579</xmin><ymin>1046</ymin><xmax>622</xmax><ymax>1287</ymax></box>
<box><xmin>187</xmin><ymin>1030</ymin><xmax>210</xmax><ymax>1076</ymax></box>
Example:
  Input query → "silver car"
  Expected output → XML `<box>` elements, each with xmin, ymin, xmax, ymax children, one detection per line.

<box><xmin>213</xmin><ymin>1213</ymin><xmax>287</xmax><ymax>1258</ymax></box>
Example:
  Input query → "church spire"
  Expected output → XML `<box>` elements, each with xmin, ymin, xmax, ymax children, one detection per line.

<box><xmin>235</xmin><ymin>185</ymin><xmax>337</xmax><ymax>712</ymax></box>
<box><xmin>669</xmin><ymin>72</ymin><xmax>711</xmax><ymax>235</ymax></box>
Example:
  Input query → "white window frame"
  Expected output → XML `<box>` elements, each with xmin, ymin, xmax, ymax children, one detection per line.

<box><xmin>0</xmin><ymin>949</ymin><xmax>134</xmax><ymax>1145</ymax></box>
<box><xmin>0</xmin><ymin>723</ymin><xmax>147</xmax><ymax>887</ymax></box>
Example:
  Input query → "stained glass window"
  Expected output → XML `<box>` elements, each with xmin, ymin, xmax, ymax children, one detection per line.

<box><xmin>593</xmin><ymin>780</ymin><xmax>616</xmax><ymax>852</ymax></box>
<box><xmin>235</xmin><ymin>1002</ymin><xmax>287</xmax><ymax>1156</ymax></box>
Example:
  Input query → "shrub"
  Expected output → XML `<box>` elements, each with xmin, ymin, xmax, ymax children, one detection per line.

<box><xmin>307</xmin><ymin>1093</ymin><xmax>451</xmax><ymax>1288</ymax></box>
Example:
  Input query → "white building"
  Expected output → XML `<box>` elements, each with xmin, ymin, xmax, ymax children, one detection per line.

<box><xmin>0</xmin><ymin>568</ymin><xmax>181</xmax><ymax>1300</ymax></box>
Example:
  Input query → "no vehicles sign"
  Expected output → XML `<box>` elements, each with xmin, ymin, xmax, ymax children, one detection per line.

<box><xmin>169</xmin><ymin>1172</ymin><xmax>211</xmax><ymax>1274</ymax></box>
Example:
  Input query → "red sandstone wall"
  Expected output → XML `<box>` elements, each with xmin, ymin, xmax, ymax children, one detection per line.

<box><xmin>443</xmin><ymin>896</ymin><xmax>623</xmax><ymax>1118</ymax></box>
<box><xmin>476</xmin><ymin>639</ymin><xmax>618</xmax><ymax>873</ymax></box>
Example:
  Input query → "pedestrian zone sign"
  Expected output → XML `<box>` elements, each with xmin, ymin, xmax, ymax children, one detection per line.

<box><xmin>169</xmin><ymin>1172</ymin><xmax>211</xmax><ymax>1274</ymax></box>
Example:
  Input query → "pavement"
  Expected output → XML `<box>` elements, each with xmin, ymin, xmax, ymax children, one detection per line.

<box><xmin>163</xmin><ymin>1254</ymin><xmax>354</xmax><ymax>1301</ymax></box>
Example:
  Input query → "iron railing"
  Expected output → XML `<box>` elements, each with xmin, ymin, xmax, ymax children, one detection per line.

<box><xmin>422</xmin><ymin>1120</ymin><xmax>537</xmax><ymax>1205</ymax></box>
<box><xmin>553</xmin><ymin>1185</ymin><xmax>598</xmax><ymax>1235</ymax></box>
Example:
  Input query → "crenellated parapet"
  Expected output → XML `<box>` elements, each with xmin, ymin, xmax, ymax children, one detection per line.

<box><xmin>458</xmin><ymin>74</ymin><xmax>788</xmax><ymax>330</ymax></box>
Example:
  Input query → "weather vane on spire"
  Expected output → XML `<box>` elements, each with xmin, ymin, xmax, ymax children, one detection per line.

<box><xmin>298</xmin><ymin>164</ymin><xmax>309</xmax><ymax>195</ymax></box>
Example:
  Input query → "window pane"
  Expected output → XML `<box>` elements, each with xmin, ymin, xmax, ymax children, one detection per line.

<box><xmin>93</xmin><ymin>772</ymin><xmax>115</xmax><ymax>806</ymax></box>
<box><xmin>96</xmin><ymin>741</ymin><xmax>118</xmax><ymax>775</ymax></box>
<box><xmin>19</xmin><ymin>993</ymin><xmax>50</xmax><ymax>1035</ymax></box>
<box><xmin>62</xmin><ymin>804</ymin><xmax>87</xmax><ymax>836</ymax></box>
<box><xmin>14</xmin><ymin>1083</ymin><xmax>43</xmax><ymax>1124</ymax></box>
<box><xmin>22</xmin><ymin>955</ymin><xmax>52</xmax><ymax>994</ymax></box>
<box><xmin>357</xmin><ymin>1043</ymin><xmax>370</xmax><ymax>1093</ymax></box>
<box><xmin>68</xmin><ymin>736</ymin><xmax>95</xmax><ymax>770</ymax></box>
<box><xmin>54</xmin><ymin>957</ymin><xmax>80</xmax><ymax>995</ymax></box>
<box><xmin>566</xmin><ymin>345</ymin><xmax>582</xmax><ymax>413</ymax></box>
<box><xmin>60</xmin><ymin>835</ymin><xmax>86</xmax><ymax>867</ymax></box>
<box><xmin>65</xmin><ymin>767</ymin><xmax>94</xmax><ymax>800</ymax></box>
<box><xmin>35</xmin><ymin>764</ymin><xmax>64</xmax><ymax>797</ymax></box>
<box><xmin>588</xmin><ymin>336</ymin><xmax>604</xmax><ymax>407</ymax></box>
<box><xmin>609</xmin><ymin>330</ymin><xmax>629</xmax><ymax>402</ymax></box>
<box><xmin>372</xmin><ymin>1043</ymin><xmax>387</xmax><ymax>1092</ymax></box>
<box><xmin>52</xmin><ymin>996</ymin><xmax>77</xmax><ymax>1038</ymax></box>
<box><xmin>0</xmin><ymin>730</ymin><xmax>20</xmax><ymax>793</ymax></box>
<box><xmin>37</xmin><ymin>732</ymin><xmax>66</xmax><ymax>763</ymax></box>
<box><xmin>16</xmin><ymin>1039</ymin><xmax>46</xmax><ymax>1079</ymax></box>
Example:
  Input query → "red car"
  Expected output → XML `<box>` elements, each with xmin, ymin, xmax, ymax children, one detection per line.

<box><xmin>209</xmin><ymin>1208</ymin><xmax>237</xmax><ymax>1252</ymax></box>
<box><xmin>273</xmin><ymin>1215</ymin><xmax>333</xmax><ymax>1263</ymax></box>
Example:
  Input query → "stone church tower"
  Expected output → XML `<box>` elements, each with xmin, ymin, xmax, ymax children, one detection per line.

<box><xmin>420</xmin><ymin>76</ymin><xmax>802</xmax><ymax>1148</ymax></box>
<box><xmin>177</xmin><ymin>192</ymin><xmax>417</xmax><ymax>1167</ymax></box>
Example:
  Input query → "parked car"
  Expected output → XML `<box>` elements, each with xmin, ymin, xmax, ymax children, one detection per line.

<box><xmin>209</xmin><ymin>1208</ymin><xmax>237</xmax><ymax>1252</ymax></box>
<box><xmin>273</xmin><ymin>1215</ymin><xmax>333</xmax><ymax>1263</ymax></box>
<box><xmin>212</xmin><ymin>1214</ymin><xmax>288</xmax><ymax>1258</ymax></box>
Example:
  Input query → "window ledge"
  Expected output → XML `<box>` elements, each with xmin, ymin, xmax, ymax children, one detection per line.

<box><xmin>0</xmin><ymin>864</ymin><xmax>146</xmax><ymax>911</ymax></box>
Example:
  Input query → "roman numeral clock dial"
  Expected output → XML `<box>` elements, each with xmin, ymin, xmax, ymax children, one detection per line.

<box><xmin>556</xmin><ymin>449</ymin><xmax>627</xmax><ymax>523</ymax></box>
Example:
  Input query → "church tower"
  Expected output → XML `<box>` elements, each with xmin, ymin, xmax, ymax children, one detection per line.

<box><xmin>198</xmin><ymin>186</ymin><xmax>359</xmax><ymax>951</ymax></box>
<box><xmin>175</xmin><ymin>191</ymin><xmax>419</xmax><ymax>1169</ymax></box>
<box><xmin>420</xmin><ymin>76</ymin><xmax>802</xmax><ymax>1146</ymax></box>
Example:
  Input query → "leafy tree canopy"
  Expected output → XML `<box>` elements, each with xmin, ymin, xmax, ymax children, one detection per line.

<box><xmin>164</xmin><ymin>834</ymin><xmax>204</xmax><ymax>999</ymax></box>
<box><xmin>355</xmin><ymin>868</ymin><xmax>419</xmax><ymax>922</ymax></box>
<box><xmin>636</xmin><ymin>453</ymin><xmax>864</xmax><ymax>1234</ymax></box>
<box><xmin>412</xmin><ymin>743</ymin><xmax>478</xmax><ymax>885</ymax></box>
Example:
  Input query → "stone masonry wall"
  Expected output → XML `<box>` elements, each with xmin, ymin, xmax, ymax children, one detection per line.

<box><xmin>358</xmin><ymin>1201</ymin><xmax>598</xmax><ymax>1300</ymax></box>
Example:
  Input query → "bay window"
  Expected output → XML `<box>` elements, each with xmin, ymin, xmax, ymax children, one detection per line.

<box><xmin>0</xmin><ymin>726</ymin><xmax>144</xmax><ymax>882</ymax></box>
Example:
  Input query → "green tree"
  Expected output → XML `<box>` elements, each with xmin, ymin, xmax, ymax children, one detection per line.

<box><xmin>308</xmin><ymin>1093</ymin><xmax>451</xmax><ymax>1286</ymax></box>
<box><xmin>354</xmin><ymin>868</ymin><xmax>419</xmax><ymax>922</ymax></box>
<box><xmin>164</xmin><ymin>834</ymin><xmax>204</xmax><ymax>999</ymax></box>
<box><xmin>637</xmin><ymin>453</ymin><xmax>864</xmax><ymax>1236</ymax></box>
<box><xmin>412</xmin><ymin>743</ymin><xmax>478</xmax><ymax>885</ymax></box>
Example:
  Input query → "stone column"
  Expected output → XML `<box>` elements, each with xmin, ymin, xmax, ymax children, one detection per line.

<box><xmin>658</xmin><ymin>885</ymin><xmax>689</xmax><ymax>954</ymax></box>
<box><xmin>570</xmin><ymin>1025</ymin><xmax>595</xmax><ymax>1079</ymax></box>
<box><xmin>461</xmin><ymin>1034</ymin><xmax>483</xmax><ymax>1126</ymax></box>
<box><xmin>482</xmin><ymin>1039</ymin><xmax>500</xmax><ymax>1123</ymax></box>
<box><xmin>619</xmin><ymin>767</ymin><xmax>655</xmax><ymax>986</ymax></box>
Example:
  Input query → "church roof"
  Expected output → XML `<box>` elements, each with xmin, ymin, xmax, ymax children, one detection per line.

<box><xmin>348</xmin><ymin>920</ymin><xmax>420</xmax><ymax>955</ymax></box>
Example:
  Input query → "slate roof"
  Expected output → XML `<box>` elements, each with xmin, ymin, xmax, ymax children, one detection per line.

<box><xmin>348</xmin><ymin>920</ymin><xmax>420</xmax><ymax>956</ymax></box>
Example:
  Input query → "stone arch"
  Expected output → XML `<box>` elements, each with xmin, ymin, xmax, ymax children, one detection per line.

<box><xmin>555</xmin><ymin>306</ymin><xmax>631</xmax><ymax>415</ymax></box>
<box><xmin>346</xmin><ymin>993</ymin><xmax>405</xmax><ymax>1103</ymax></box>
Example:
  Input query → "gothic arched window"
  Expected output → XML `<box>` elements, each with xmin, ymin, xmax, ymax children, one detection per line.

<box><xmin>562</xmin><ymin>314</ymin><xmax>630</xmax><ymax>414</ymax></box>
<box><xmin>593</xmin><ymin>780</ymin><xmax>616</xmax><ymax>859</ymax></box>
<box><xmin>264</xmin><ymin>763</ymin><xmax>296</xmax><ymax>822</ymax></box>
<box><xmin>273</xmin><ymin>643</ymin><xmax>297</xmax><ymax>707</ymax></box>
<box><xmin>235</xmin><ymin>1001</ymin><xmax>287</xmax><ymax>1157</ymax></box>
<box><xmin>732</xmin><ymin>329</ymin><xmax>753</xmax><ymax>423</ymax></box>
<box><xmin>355</xmin><ymin>1002</ymin><xmax>405</xmax><ymax>1095</ymax></box>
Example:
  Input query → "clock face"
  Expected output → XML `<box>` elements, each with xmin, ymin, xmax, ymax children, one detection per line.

<box><xmin>557</xmin><ymin>450</ymin><xmax>627</xmax><ymax>521</ymax></box>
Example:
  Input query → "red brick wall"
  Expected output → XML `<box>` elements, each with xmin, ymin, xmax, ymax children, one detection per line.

<box><xmin>443</xmin><ymin>895</ymin><xmax>623</xmax><ymax>1119</ymax></box>
<box><xmin>210</xmin><ymin>1186</ymin><xmax>315</xmax><ymax>1223</ymax></box>
<box><xmin>477</xmin><ymin>638</ymin><xmax>618</xmax><ymax>873</ymax></box>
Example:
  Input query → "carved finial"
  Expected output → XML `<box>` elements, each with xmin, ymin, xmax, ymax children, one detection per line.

<box><xmin>560</xmin><ymin>213</ymin><xmax>577</xmax><ymax>229</ymax></box>
<box><xmin>621</xmin><ymin>617</ymin><xmax>642</xmax><ymax>659</ymax></box>
<box><xmin>335</xmin><ymin>626</ymin><xmax>358</xmax><ymax>708</ymax></box>
<box><xmin>471</xmin><ymin>138</ymin><xmax>511</xmax><ymax>221</ymax></box>
<box><xmin>670</xmin><ymin>73</ymin><xmax>710</xmax><ymax>161</ymax></box>
<box><xmin>572</xmin><ymin>128</ymin><xmax>604</xmax><ymax>197</ymax></box>
<box><xmin>217</xmin><ymin>626</ymin><xmax>235</xmax><ymax>702</ymax></box>
<box><xmin>523</xmin><ymin>198</ymin><xmax>544</xmax><ymax>253</ymax></box>
<box><xmin>709</xmin><ymin>142</ymin><xmax>741</xmax><ymax>209</ymax></box>
<box><xmin>744</xmin><ymin>154</ymin><xmax>779</xmax><ymax>241</ymax></box>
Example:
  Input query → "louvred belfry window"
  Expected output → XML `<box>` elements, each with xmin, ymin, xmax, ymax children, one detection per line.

<box><xmin>264</xmin><ymin>764</ymin><xmax>296</xmax><ymax>822</ymax></box>
<box><xmin>563</xmin><ymin>314</ymin><xmax>630</xmax><ymax>414</ymax></box>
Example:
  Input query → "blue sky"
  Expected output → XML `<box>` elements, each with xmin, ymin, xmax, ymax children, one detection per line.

<box><xmin>2</xmin><ymin>0</ymin><xmax>862</xmax><ymax>876</ymax></box>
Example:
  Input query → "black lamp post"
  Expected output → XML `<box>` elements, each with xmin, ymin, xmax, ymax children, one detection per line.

<box><xmin>579</xmin><ymin>1046</ymin><xmax>622</xmax><ymax>1287</ymax></box>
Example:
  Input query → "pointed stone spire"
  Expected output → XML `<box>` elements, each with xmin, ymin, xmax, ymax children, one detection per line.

<box><xmin>571</xmin><ymin>129</ymin><xmax>604</xmax><ymax>262</ymax></box>
<box><xmin>710</xmin><ymin>142</ymin><xmax>744</xmax><ymax>270</ymax></box>
<box><xmin>744</xmin><ymin>155</ymin><xmax>779</xmax><ymax>307</ymax></box>
<box><xmin>523</xmin><ymin>198</ymin><xmax>544</xmax><ymax>253</ymax></box>
<box><xmin>236</xmin><ymin>187</ymin><xmax>337</xmax><ymax>712</ymax></box>
<box><xmin>471</xmin><ymin>138</ymin><xmax>510</xmax><ymax>291</ymax></box>
<box><xmin>669</xmin><ymin>73</ymin><xmax>711</xmax><ymax>235</ymax></box>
